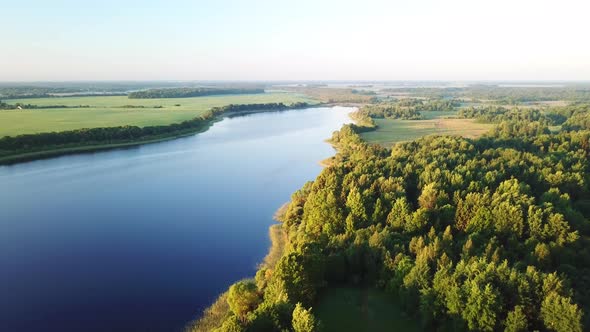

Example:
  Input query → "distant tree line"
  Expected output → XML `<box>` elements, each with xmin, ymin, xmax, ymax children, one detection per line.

<box><xmin>0</xmin><ymin>102</ymin><xmax>309</xmax><ymax>160</ymax></box>
<box><xmin>355</xmin><ymin>99</ymin><xmax>460</xmax><ymax>121</ymax></box>
<box><xmin>216</xmin><ymin>102</ymin><xmax>309</xmax><ymax>114</ymax></box>
<box><xmin>385</xmin><ymin>85</ymin><xmax>590</xmax><ymax>104</ymax></box>
<box><xmin>420</xmin><ymin>99</ymin><xmax>460</xmax><ymax>112</ymax></box>
<box><xmin>351</xmin><ymin>89</ymin><xmax>377</xmax><ymax>96</ymax></box>
<box><xmin>0</xmin><ymin>87</ymin><xmax>91</xmax><ymax>99</ymax></box>
<box><xmin>550</xmin><ymin>104</ymin><xmax>590</xmax><ymax>131</ymax></box>
<box><xmin>0</xmin><ymin>100</ymin><xmax>15</xmax><ymax>109</ymax></box>
<box><xmin>458</xmin><ymin>105</ymin><xmax>590</xmax><ymax>133</ymax></box>
<box><xmin>128</xmin><ymin>87</ymin><xmax>265</xmax><ymax>99</ymax></box>
<box><xmin>0</xmin><ymin>100</ymin><xmax>91</xmax><ymax>110</ymax></box>
<box><xmin>0</xmin><ymin>88</ymin><xmax>128</xmax><ymax>99</ymax></box>
<box><xmin>358</xmin><ymin>103</ymin><xmax>423</xmax><ymax>120</ymax></box>
<box><xmin>458</xmin><ymin>106</ymin><xmax>546</xmax><ymax>123</ymax></box>
<box><xmin>0</xmin><ymin>82</ymin><xmax>199</xmax><ymax>98</ymax></box>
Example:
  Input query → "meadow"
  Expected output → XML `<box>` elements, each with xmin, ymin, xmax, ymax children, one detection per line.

<box><xmin>0</xmin><ymin>92</ymin><xmax>315</xmax><ymax>137</ymax></box>
<box><xmin>360</xmin><ymin>111</ymin><xmax>493</xmax><ymax>147</ymax></box>
<box><xmin>314</xmin><ymin>287</ymin><xmax>420</xmax><ymax>332</ymax></box>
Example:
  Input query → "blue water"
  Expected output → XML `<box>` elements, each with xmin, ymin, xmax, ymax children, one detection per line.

<box><xmin>0</xmin><ymin>106</ymin><xmax>353</xmax><ymax>332</ymax></box>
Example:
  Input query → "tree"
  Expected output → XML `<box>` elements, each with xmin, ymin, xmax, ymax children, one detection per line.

<box><xmin>534</xmin><ymin>243</ymin><xmax>551</xmax><ymax>268</ymax></box>
<box><xmin>405</xmin><ymin>208</ymin><xmax>429</xmax><ymax>233</ymax></box>
<box><xmin>216</xmin><ymin>315</ymin><xmax>244</xmax><ymax>332</ymax></box>
<box><xmin>247</xmin><ymin>301</ymin><xmax>293</xmax><ymax>331</ymax></box>
<box><xmin>418</xmin><ymin>183</ymin><xmax>445</xmax><ymax>210</ymax></box>
<box><xmin>466</xmin><ymin>206</ymin><xmax>494</xmax><ymax>234</ymax></box>
<box><xmin>387</xmin><ymin>197</ymin><xmax>412</xmax><ymax>230</ymax></box>
<box><xmin>492</xmin><ymin>201</ymin><xmax>524</xmax><ymax>238</ymax></box>
<box><xmin>463</xmin><ymin>283</ymin><xmax>499</xmax><ymax>332</ymax></box>
<box><xmin>273</xmin><ymin>246</ymin><xmax>325</xmax><ymax>305</ymax></box>
<box><xmin>302</xmin><ymin>189</ymin><xmax>345</xmax><ymax>236</ymax></box>
<box><xmin>371</xmin><ymin>197</ymin><xmax>387</xmax><ymax>225</ymax></box>
<box><xmin>504</xmin><ymin>305</ymin><xmax>527</xmax><ymax>332</ymax></box>
<box><xmin>345</xmin><ymin>186</ymin><xmax>368</xmax><ymax>230</ymax></box>
<box><xmin>541</xmin><ymin>292</ymin><xmax>582</xmax><ymax>332</ymax></box>
<box><xmin>404</xmin><ymin>257</ymin><xmax>430</xmax><ymax>290</ymax></box>
<box><xmin>292</xmin><ymin>303</ymin><xmax>318</xmax><ymax>332</ymax></box>
<box><xmin>227</xmin><ymin>280</ymin><xmax>261</xmax><ymax>319</ymax></box>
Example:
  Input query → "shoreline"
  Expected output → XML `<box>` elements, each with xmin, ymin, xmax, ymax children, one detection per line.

<box><xmin>187</xmin><ymin>222</ymin><xmax>289</xmax><ymax>332</ymax></box>
<box><xmin>0</xmin><ymin>104</ymin><xmax>324</xmax><ymax>166</ymax></box>
<box><xmin>0</xmin><ymin>128</ymin><xmax>212</xmax><ymax>165</ymax></box>
<box><xmin>317</xmin><ymin>106</ymin><xmax>360</xmax><ymax>168</ymax></box>
<box><xmin>189</xmin><ymin>106</ymin><xmax>358</xmax><ymax>331</ymax></box>
<box><xmin>318</xmin><ymin>156</ymin><xmax>335</xmax><ymax>168</ymax></box>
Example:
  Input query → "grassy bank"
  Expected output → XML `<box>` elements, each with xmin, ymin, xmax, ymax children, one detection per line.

<box><xmin>186</xmin><ymin>291</ymin><xmax>231</xmax><ymax>332</ymax></box>
<box><xmin>261</xmin><ymin>224</ymin><xmax>289</xmax><ymax>269</ymax></box>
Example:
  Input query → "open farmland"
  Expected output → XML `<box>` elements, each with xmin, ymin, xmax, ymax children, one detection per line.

<box><xmin>0</xmin><ymin>92</ymin><xmax>315</xmax><ymax>137</ymax></box>
<box><xmin>361</xmin><ymin>115</ymin><xmax>493</xmax><ymax>147</ymax></box>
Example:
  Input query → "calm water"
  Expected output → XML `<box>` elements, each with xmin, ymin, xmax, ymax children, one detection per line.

<box><xmin>0</xmin><ymin>106</ymin><xmax>353</xmax><ymax>332</ymax></box>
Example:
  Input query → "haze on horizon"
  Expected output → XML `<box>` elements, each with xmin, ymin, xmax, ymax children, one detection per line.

<box><xmin>2</xmin><ymin>0</ymin><xmax>589</xmax><ymax>82</ymax></box>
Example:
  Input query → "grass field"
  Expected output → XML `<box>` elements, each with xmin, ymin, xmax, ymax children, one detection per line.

<box><xmin>361</xmin><ymin>112</ymin><xmax>493</xmax><ymax>147</ymax></box>
<box><xmin>0</xmin><ymin>92</ymin><xmax>315</xmax><ymax>136</ymax></box>
<box><xmin>315</xmin><ymin>287</ymin><xmax>420</xmax><ymax>332</ymax></box>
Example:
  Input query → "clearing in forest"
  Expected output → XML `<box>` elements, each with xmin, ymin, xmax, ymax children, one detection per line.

<box><xmin>314</xmin><ymin>287</ymin><xmax>420</xmax><ymax>332</ymax></box>
<box><xmin>361</xmin><ymin>115</ymin><xmax>493</xmax><ymax>147</ymax></box>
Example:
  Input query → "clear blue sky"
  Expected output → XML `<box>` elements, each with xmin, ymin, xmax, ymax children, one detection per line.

<box><xmin>1</xmin><ymin>0</ymin><xmax>589</xmax><ymax>81</ymax></box>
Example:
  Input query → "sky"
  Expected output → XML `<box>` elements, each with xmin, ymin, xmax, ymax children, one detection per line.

<box><xmin>1</xmin><ymin>0</ymin><xmax>589</xmax><ymax>81</ymax></box>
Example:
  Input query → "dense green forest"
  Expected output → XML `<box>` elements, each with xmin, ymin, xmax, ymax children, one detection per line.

<box><xmin>0</xmin><ymin>102</ymin><xmax>309</xmax><ymax>163</ymax></box>
<box><xmin>458</xmin><ymin>106</ymin><xmax>547</xmax><ymax>123</ymax></box>
<box><xmin>192</xmin><ymin>103</ymin><xmax>590</xmax><ymax>332</ymax></box>
<box><xmin>128</xmin><ymin>87</ymin><xmax>265</xmax><ymax>99</ymax></box>
<box><xmin>457</xmin><ymin>104</ymin><xmax>590</xmax><ymax>131</ymax></box>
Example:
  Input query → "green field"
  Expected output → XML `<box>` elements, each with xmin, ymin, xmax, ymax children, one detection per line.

<box><xmin>0</xmin><ymin>92</ymin><xmax>315</xmax><ymax>137</ymax></box>
<box><xmin>361</xmin><ymin>112</ymin><xmax>493</xmax><ymax>147</ymax></box>
<box><xmin>315</xmin><ymin>287</ymin><xmax>420</xmax><ymax>332</ymax></box>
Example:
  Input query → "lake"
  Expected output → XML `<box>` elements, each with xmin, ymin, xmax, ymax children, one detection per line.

<box><xmin>0</xmin><ymin>106</ymin><xmax>353</xmax><ymax>332</ymax></box>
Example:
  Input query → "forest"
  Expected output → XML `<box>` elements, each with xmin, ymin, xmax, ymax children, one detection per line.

<box><xmin>458</xmin><ymin>104</ymin><xmax>590</xmax><ymax>132</ymax></box>
<box><xmin>128</xmin><ymin>87</ymin><xmax>265</xmax><ymax>99</ymax></box>
<box><xmin>355</xmin><ymin>99</ymin><xmax>460</xmax><ymax>121</ymax></box>
<box><xmin>191</xmin><ymin>101</ymin><xmax>590</xmax><ymax>332</ymax></box>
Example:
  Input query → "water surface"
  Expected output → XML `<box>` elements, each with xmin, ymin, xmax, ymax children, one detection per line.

<box><xmin>0</xmin><ymin>106</ymin><xmax>353</xmax><ymax>332</ymax></box>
